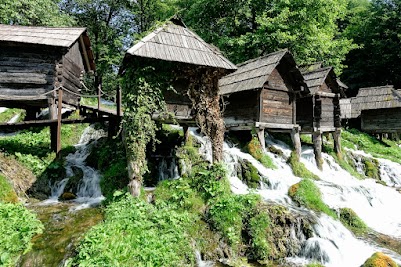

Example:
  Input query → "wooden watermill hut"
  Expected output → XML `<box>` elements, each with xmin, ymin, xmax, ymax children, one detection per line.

<box><xmin>218</xmin><ymin>49</ymin><xmax>308</xmax><ymax>156</ymax></box>
<box><xmin>121</xmin><ymin>18</ymin><xmax>237</xmax><ymax>162</ymax></box>
<box><xmin>0</xmin><ymin>24</ymin><xmax>95</xmax><ymax>114</ymax></box>
<box><xmin>0</xmin><ymin>24</ymin><xmax>95</xmax><ymax>152</ymax></box>
<box><xmin>350</xmin><ymin>85</ymin><xmax>401</xmax><ymax>135</ymax></box>
<box><xmin>297</xmin><ymin>66</ymin><xmax>342</xmax><ymax>168</ymax></box>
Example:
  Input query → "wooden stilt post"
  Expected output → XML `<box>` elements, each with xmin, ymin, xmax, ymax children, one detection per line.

<box><xmin>333</xmin><ymin>128</ymin><xmax>342</xmax><ymax>159</ymax></box>
<box><xmin>183</xmin><ymin>125</ymin><xmax>190</xmax><ymax>144</ymax></box>
<box><xmin>56</xmin><ymin>88</ymin><xmax>63</xmax><ymax>157</ymax></box>
<box><xmin>49</xmin><ymin>90</ymin><xmax>58</xmax><ymax>152</ymax></box>
<box><xmin>257</xmin><ymin>128</ymin><xmax>266</xmax><ymax>151</ymax></box>
<box><xmin>116</xmin><ymin>85</ymin><xmax>122</xmax><ymax>118</ymax></box>
<box><xmin>312</xmin><ymin>131</ymin><xmax>323</xmax><ymax>170</ymax></box>
<box><xmin>291</xmin><ymin>127</ymin><xmax>301</xmax><ymax>158</ymax></box>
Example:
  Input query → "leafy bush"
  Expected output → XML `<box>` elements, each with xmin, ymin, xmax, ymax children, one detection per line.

<box><xmin>287</xmin><ymin>151</ymin><xmax>319</xmax><ymax>180</ymax></box>
<box><xmin>288</xmin><ymin>179</ymin><xmax>336</xmax><ymax>218</ymax></box>
<box><xmin>0</xmin><ymin>174</ymin><xmax>18</xmax><ymax>203</ymax></box>
<box><xmin>247</xmin><ymin>137</ymin><xmax>276</xmax><ymax>169</ymax></box>
<box><xmin>72</xmin><ymin>194</ymin><xmax>195</xmax><ymax>267</ymax></box>
<box><xmin>0</xmin><ymin>203</ymin><xmax>43</xmax><ymax>266</ymax></box>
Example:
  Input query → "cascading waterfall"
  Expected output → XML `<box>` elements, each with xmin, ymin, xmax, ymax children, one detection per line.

<box><xmin>189</xmin><ymin>128</ymin><xmax>401</xmax><ymax>266</ymax></box>
<box><xmin>45</xmin><ymin>125</ymin><xmax>106</xmax><ymax>210</ymax></box>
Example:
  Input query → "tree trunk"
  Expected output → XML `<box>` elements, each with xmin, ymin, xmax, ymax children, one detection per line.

<box><xmin>187</xmin><ymin>68</ymin><xmax>225</xmax><ymax>163</ymax></box>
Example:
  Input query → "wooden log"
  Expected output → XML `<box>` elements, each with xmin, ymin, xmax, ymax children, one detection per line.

<box><xmin>56</xmin><ymin>88</ymin><xmax>63</xmax><ymax>156</ymax></box>
<box><xmin>333</xmin><ymin>128</ymin><xmax>342</xmax><ymax>159</ymax></box>
<box><xmin>312</xmin><ymin>131</ymin><xmax>323</xmax><ymax>170</ymax></box>
<box><xmin>257</xmin><ymin>128</ymin><xmax>266</xmax><ymax>151</ymax></box>
<box><xmin>0</xmin><ymin>72</ymin><xmax>48</xmax><ymax>84</ymax></box>
<box><xmin>291</xmin><ymin>128</ymin><xmax>301</xmax><ymax>158</ymax></box>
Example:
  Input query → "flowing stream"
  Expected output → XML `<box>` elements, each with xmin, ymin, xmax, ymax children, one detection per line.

<box><xmin>186</xmin><ymin>128</ymin><xmax>401</xmax><ymax>266</ymax></box>
<box><xmin>44</xmin><ymin>125</ymin><xmax>106</xmax><ymax>210</ymax></box>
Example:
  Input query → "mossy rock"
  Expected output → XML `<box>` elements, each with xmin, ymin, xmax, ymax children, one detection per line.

<box><xmin>361</xmin><ymin>252</ymin><xmax>397</xmax><ymax>267</ymax></box>
<box><xmin>267</xmin><ymin>145</ymin><xmax>284</xmax><ymax>157</ymax></box>
<box><xmin>239</xmin><ymin>159</ymin><xmax>260</xmax><ymax>189</ymax></box>
<box><xmin>64</xmin><ymin>166</ymin><xmax>84</xmax><ymax>194</ymax></box>
<box><xmin>246</xmin><ymin>137</ymin><xmax>276</xmax><ymax>169</ymax></box>
<box><xmin>363</xmin><ymin>158</ymin><xmax>380</xmax><ymax>180</ymax></box>
<box><xmin>287</xmin><ymin>151</ymin><xmax>319</xmax><ymax>180</ymax></box>
<box><xmin>59</xmin><ymin>192</ymin><xmax>77</xmax><ymax>200</ymax></box>
<box><xmin>339</xmin><ymin>208</ymin><xmax>367</xmax><ymax>234</ymax></box>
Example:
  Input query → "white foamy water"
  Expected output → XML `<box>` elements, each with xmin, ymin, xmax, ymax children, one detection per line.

<box><xmin>189</xmin><ymin>128</ymin><xmax>401</xmax><ymax>266</ymax></box>
<box><xmin>300</xmin><ymin>147</ymin><xmax>401</xmax><ymax>238</ymax></box>
<box><xmin>47</xmin><ymin>125</ymin><xmax>106</xmax><ymax>210</ymax></box>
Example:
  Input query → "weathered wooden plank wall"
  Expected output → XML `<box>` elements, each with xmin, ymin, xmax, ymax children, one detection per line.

<box><xmin>362</xmin><ymin>107</ymin><xmax>401</xmax><ymax>132</ymax></box>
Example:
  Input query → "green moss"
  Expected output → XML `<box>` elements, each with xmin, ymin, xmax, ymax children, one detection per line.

<box><xmin>361</xmin><ymin>252</ymin><xmax>397</xmax><ymax>267</ymax></box>
<box><xmin>288</xmin><ymin>179</ymin><xmax>336</xmax><ymax>218</ymax></box>
<box><xmin>306</xmin><ymin>263</ymin><xmax>325</xmax><ymax>267</ymax></box>
<box><xmin>240</xmin><ymin>160</ymin><xmax>261</xmax><ymax>189</ymax></box>
<box><xmin>363</xmin><ymin>158</ymin><xmax>380</xmax><ymax>179</ymax></box>
<box><xmin>0</xmin><ymin>174</ymin><xmax>18</xmax><ymax>203</ymax></box>
<box><xmin>287</xmin><ymin>151</ymin><xmax>319</xmax><ymax>180</ymax></box>
<box><xmin>339</xmin><ymin>208</ymin><xmax>367</xmax><ymax>234</ymax></box>
<box><xmin>247</xmin><ymin>137</ymin><xmax>276</xmax><ymax>169</ymax></box>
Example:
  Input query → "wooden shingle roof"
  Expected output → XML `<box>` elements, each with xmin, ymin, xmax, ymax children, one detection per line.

<box><xmin>219</xmin><ymin>49</ymin><xmax>305</xmax><ymax>95</ymax></box>
<box><xmin>125</xmin><ymin>19</ymin><xmax>236</xmax><ymax>70</ymax></box>
<box><xmin>302</xmin><ymin>67</ymin><xmax>337</xmax><ymax>94</ymax></box>
<box><xmin>0</xmin><ymin>24</ymin><xmax>86</xmax><ymax>47</ymax></box>
<box><xmin>350</xmin><ymin>85</ymin><xmax>401</xmax><ymax>118</ymax></box>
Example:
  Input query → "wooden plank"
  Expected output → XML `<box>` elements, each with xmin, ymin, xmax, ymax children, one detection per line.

<box><xmin>0</xmin><ymin>72</ymin><xmax>49</xmax><ymax>84</ymax></box>
<box><xmin>256</xmin><ymin>121</ymin><xmax>299</xmax><ymax>130</ymax></box>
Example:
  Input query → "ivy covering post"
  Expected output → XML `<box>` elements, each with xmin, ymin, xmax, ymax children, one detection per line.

<box><xmin>120</xmin><ymin>18</ymin><xmax>236</xmax><ymax>196</ymax></box>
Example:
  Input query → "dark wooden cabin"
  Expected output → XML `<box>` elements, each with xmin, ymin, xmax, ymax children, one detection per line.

<box><xmin>297</xmin><ymin>66</ymin><xmax>342</xmax><ymax>168</ymax></box>
<box><xmin>350</xmin><ymin>85</ymin><xmax>401</xmax><ymax>134</ymax></box>
<box><xmin>219</xmin><ymin>49</ymin><xmax>308</xmax><ymax>155</ymax></box>
<box><xmin>121</xmin><ymin>18</ymin><xmax>237</xmax><ymax>163</ymax></box>
<box><xmin>0</xmin><ymin>24</ymin><xmax>95</xmax><ymax>115</ymax></box>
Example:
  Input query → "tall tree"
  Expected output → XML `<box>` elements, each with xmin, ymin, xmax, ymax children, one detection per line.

<box><xmin>0</xmin><ymin>0</ymin><xmax>73</xmax><ymax>26</ymax></box>
<box><xmin>178</xmin><ymin>0</ymin><xmax>356</xmax><ymax>74</ymax></box>
<box><xmin>342</xmin><ymin>0</ymin><xmax>401</xmax><ymax>93</ymax></box>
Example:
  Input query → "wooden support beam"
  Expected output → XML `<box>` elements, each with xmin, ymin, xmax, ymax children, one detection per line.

<box><xmin>333</xmin><ymin>128</ymin><xmax>342</xmax><ymax>160</ymax></box>
<box><xmin>56</xmin><ymin>88</ymin><xmax>63</xmax><ymax>156</ymax></box>
<box><xmin>49</xmin><ymin>90</ymin><xmax>57</xmax><ymax>152</ymax></box>
<box><xmin>291</xmin><ymin>128</ymin><xmax>301</xmax><ymax>158</ymax></box>
<box><xmin>117</xmin><ymin>85</ymin><xmax>122</xmax><ymax>117</ymax></box>
<box><xmin>312</xmin><ymin>131</ymin><xmax>323</xmax><ymax>170</ymax></box>
<box><xmin>183</xmin><ymin>125</ymin><xmax>190</xmax><ymax>144</ymax></box>
<box><xmin>257</xmin><ymin>128</ymin><xmax>266</xmax><ymax>151</ymax></box>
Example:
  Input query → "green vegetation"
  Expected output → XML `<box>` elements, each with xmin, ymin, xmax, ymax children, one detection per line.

<box><xmin>288</xmin><ymin>179</ymin><xmax>336</xmax><ymax>218</ymax></box>
<box><xmin>339</xmin><ymin>208</ymin><xmax>367</xmax><ymax>234</ymax></box>
<box><xmin>0</xmin><ymin>203</ymin><xmax>43</xmax><ymax>267</ymax></box>
<box><xmin>306</xmin><ymin>263</ymin><xmax>325</xmax><ymax>267</ymax></box>
<box><xmin>361</xmin><ymin>252</ymin><xmax>397</xmax><ymax>267</ymax></box>
<box><xmin>363</xmin><ymin>158</ymin><xmax>380</xmax><ymax>180</ymax></box>
<box><xmin>287</xmin><ymin>151</ymin><xmax>319</xmax><ymax>180</ymax></box>
<box><xmin>71</xmin><ymin>194</ymin><xmax>196</xmax><ymax>266</ymax></box>
<box><xmin>342</xmin><ymin>129</ymin><xmax>401</xmax><ymax>164</ymax></box>
<box><xmin>0</xmin><ymin>174</ymin><xmax>18</xmax><ymax>203</ymax></box>
<box><xmin>0</xmin><ymin>108</ymin><xmax>25</xmax><ymax>123</ymax></box>
<box><xmin>247</xmin><ymin>137</ymin><xmax>276</xmax><ymax>169</ymax></box>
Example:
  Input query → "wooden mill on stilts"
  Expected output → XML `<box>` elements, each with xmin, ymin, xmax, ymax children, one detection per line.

<box><xmin>0</xmin><ymin>24</ymin><xmax>99</xmax><ymax>154</ymax></box>
<box><xmin>297</xmin><ymin>66</ymin><xmax>343</xmax><ymax>169</ymax></box>
<box><xmin>219</xmin><ymin>49</ymin><xmax>309</xmax><ymax>157</ymax></box>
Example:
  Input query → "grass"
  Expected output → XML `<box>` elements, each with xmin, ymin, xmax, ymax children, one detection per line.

<box><xmin>80</xmin><ymin>97</ymin><xmax>117</xmax><ymax>112</ymax></box>
<box><xmin>288</xmin><ymin>178</ymin><xmax>336</xmax><ymax>218</ymax></box>
<box><xmin>0</xmin><ymin>174</ymin><xmax>18</xmax><ymax>203</ymax></box>
<box><xmin>342</xmin><ymin>129</ymin><xmax>401</xmax><ymax>164</ymax></box>
<box><xmin>287</xmin><ymin>151</ymin><xmax>320</xmax><ymax>180</ymax></box>
<box><xmin>0</xmin><ymin>108</ymin><xmax>25</xmax><ymax>123</ymax></box>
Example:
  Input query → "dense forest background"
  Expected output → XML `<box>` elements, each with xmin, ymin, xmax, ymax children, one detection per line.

<box><xmin>1</xmin><ymin>0</ymin><xmax>400</xmax><ymax>96</ymax></box>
